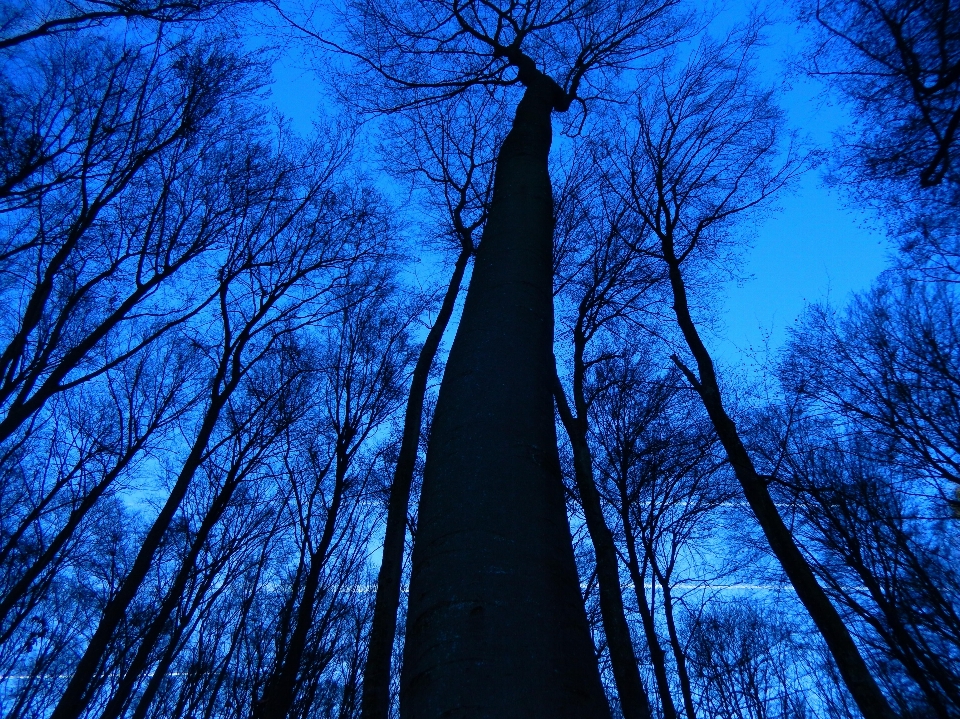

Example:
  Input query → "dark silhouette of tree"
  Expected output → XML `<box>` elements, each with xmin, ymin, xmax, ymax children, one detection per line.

<box><xmin>4</xmin><ymin>0</ymin><xmax>960</xmax><ymax>716</ymax></box>
<box><xmin>48</xmin><ymin>142</ymin><xmax>385</xmax><ymax>718</ymax></box>
<box><xmin>599</xmin><ymin>24</ymin><xmax>897</xmax><ymax>719</ymax></box>
<box><xmin>589</xmin><ymin>362</ymin><xmax>685</xmax><ymax>719</ymax></box>
<box><xmin>359</xmin><ymin>90</ymin><xmax>496</xmax><ymax>719</ymax></box>
<box><xmin>781</xmin><ymin>276</ymin><xmax>960</xmax><ymax>514</ymax></box>
<box><xmin>800</xmin><ymin>0</ymin><xmax>960</xmax><ymax>280</ymax></box>
<box><xmin>779</xmin><ymin>436</ymin><xmax>960</xmax><ymax>717</ymax></box>
<box><xmin>686</xmin><ymin>602</ymin><xmax>812</xmax><ymax>719</ymax></box>
<box><xmin>0</xmin><ymin>34</ymin><xmax>262</xmax><ymax>447</ymax></box>
<box><xmin>803</xmin><ymin>0</ymin><xmax>960</xmax><ymax>191</ymax></box>
<box><xmin>588</xmin><ymin>354</ymin><xmax>741</xmax><ymax>719</ymax></box>
<box><xmin>0</xmin><ymin>0</ymin><xmax>255</xmax><ymax>50</ymax></box>
<box><xmin>755</xmin><ymin>275</ymin><xmax>960</xmax><ymax>716</ymax></box>
<box><xmin>552</xmin><ymin>154</ymin><xmax>662</xmax><ymax>719</ymax></box>
<box><xmin>337</xmin><ymin>0</ymin><xmax>685</xmax><ymax>715</ymax></box>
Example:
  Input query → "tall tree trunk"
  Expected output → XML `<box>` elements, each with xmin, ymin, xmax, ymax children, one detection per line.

<box><xmin>360</xmin><ymin>247</ymin><xmax>471</xmax><ymax>719</ymax></box>
<box><xmin>554</xmin><ymin>372</ymin><xmax>653</xmax><ymax>719</ymax></box>
<box><xmin>655</xmin><ymin>572</ymin><xmax>695</xmax><ymax>719</ymax></box>
<box><xmin>662</xmin><ymin>249</ymin><xmax>896</xmax><ymax>719</ymax></box>
<box><xmin>617</xmin><ymin>489</ymin><xmax>679</xmax><ymax>719</ymax></box>
<box><xmin>254</xmin><ymin>443</ymin><xmax>351</xmax><ymax>719</ymax></box>
<box><xmin>399</xmin><ymin>79</ymin><xmax>610</xmax><ymax>719</ymax></box>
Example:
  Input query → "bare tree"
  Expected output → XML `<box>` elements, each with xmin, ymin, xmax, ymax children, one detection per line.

<box><xmin>800</xmin><ymin>0</ymin><xmax>960</xmax><ymax>280</ymax></box>
<box><xmin>255</xmin><ymin>277</ymin><xmax>415</xmax><ymax>719</ymax></box>
<box><xmin>589</xmin><ymin>354</ymin><xmax>739</xmax><ymax>719</ymax></box>
<box><xmin>803</xmin><ymin>0</ymin><xmax>960</xmax><ymax>192</ymax></box>
<box><xmin>600</xmin><ymin>24</ymin><xmax>897</xmax><ymax>719</ymax></box>
<box><xmin>329</xmin><ymin>0</ymin><xmax>687</xmax><ymax>714</ymax></box>
<box><xmin>46</xmin><ymin>128</ymin><xmax>385</xmax><ymax>719</ymax></box>
<box><xmin>0</xmin><ymin>32</ymin><xmax>264</xmax><ymax>447</ymax></box>
<box><xmin>780</xmin><ymin>276</ymin><xmax>960</xmax><ymax>513</ymax></box>
<box><xmin>360</xmin><ymin>89</ymin><xmax>496</xmax><ymax>719</ymax></box>
<box><xmin>552</xmin><ymin>154</ymin><xmax>662</xmax><ymax>719</ymax></box>
<box><xmin>763</xmin><ymin>303</ymin><xmax>960</xmax><ymax>715</ymax></box>
<box><xmin>685</xmin><ymin>601</ymin><xmax>812</xmax><ymax>719</ymax></box>
<box><xmin>0</xmin><ymin>0</ymin><xmax>254</xmax><ymax>50</ymax></box>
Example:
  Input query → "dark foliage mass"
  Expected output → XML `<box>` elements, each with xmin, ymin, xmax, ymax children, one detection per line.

<box><xmin>0</xmin><ymin>0</ymin><xmax>958</xmax><ymax>717</ymax></box>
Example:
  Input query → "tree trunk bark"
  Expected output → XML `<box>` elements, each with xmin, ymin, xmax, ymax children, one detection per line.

<box><xmin>361</xmin><ymin>247</ymin><xmax>471</xmax><ymax>719</ymax></box>
<box><xmin>399</xmin><ymin>80</ymin><xmax>610</xmax><ymax>719</ymax></box>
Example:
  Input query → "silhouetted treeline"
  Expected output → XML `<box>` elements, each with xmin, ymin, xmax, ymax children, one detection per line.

<box><xmin>0</xmin><ymin>0</ymin><xmax>957</xmax><ymax>717</ymax></box>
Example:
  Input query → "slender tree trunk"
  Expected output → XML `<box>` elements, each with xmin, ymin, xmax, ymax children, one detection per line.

<box><xmin>96</xmin><ymin>456</ymin><xmax>252</xmax><ymax>719</ymax></box>
<box><xmin>843</xmin><ymin>551</ymin><xmax>956</xmax><ymax>716</ymax></box>
<box><xmin>254</xmin><ymin>444</ymin><xmax>351</xmax><ymax>719</ymax></box>
<box><xmin>617</xmin><ymin>489</ymin><xmax>679</xmax><ymax>719</ymax></box>
<box><xmin>662</xmin><ymin>249</ymin><xmax>895</xmax><ymax>719</ymax></box>
<box><xmin>554</xmin><ymin>371</ymin><xmax>653</xmax><ymax>719</ymax></box>
<box><xmin>399</xmin><ymin>79</ymin><xmax>610</xmax><ymax>719</ymax></box>
<box><xmin>360</xmin><ymin>247</ymin><xmax>471</xmax><ymax>719</ymax></box>
<box><xmin>49</xmin><ymin>377</ymin><xmax>233</xmax><ymax>719</ymax></box>
<box><xmin>656</xmin><ymin>573</ymin><xmax>695</xmax><ymax>719</ymax></box>
<box><xmin>197</xmin><ymin>514</ymin><xmax>282</xmax><ymax>719</ymax></box>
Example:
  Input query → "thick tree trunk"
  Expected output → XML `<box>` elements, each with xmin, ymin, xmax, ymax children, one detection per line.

<box><xmin>361</xmin><ymin>248</ymin><xmax>471</xmax><ymax>719</ymax></box>
<box><xmin>554</xmin><ymin>374</ymin><xmax>653</xmax><ymax>719</ymax></box>
<box><xmin>399</xmin><ymin>81</ymin><xmax>610</xmax><ymax>719</ymax></box>
<box><xmin>662</xmin><ymin>249</ymin><xmax>896</xmax><ymax>719</ymax></box>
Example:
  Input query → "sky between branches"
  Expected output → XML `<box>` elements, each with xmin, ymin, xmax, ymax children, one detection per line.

<box><xmin>262</xmin><ymin>0</ymin><xmax>891</xmax><ymax>371</ymax></box>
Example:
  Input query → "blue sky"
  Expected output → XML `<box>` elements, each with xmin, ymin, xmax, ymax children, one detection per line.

<box><xmin>704</xmin><ymin>8</ymin><xmax>893</xmax><ymax>366</ymax></box>
<box><xmin>715</xmin><ymin>174</ymin><xmax>889</xmax><ymax>365</ymax></box>
<box><xmin>263</xmin><ymin>10</ymin><xmax>894</xmax><ymax>369</ymax></box>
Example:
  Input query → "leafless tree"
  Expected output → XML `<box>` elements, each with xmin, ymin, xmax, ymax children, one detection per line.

<box><xmin>599</xmin><ymin>22</ymin><xmax>897</xmax><ymax>719</ymax></box>
<box><xmin>803</xmin><ymin>0</ymin><xmax>960</xmax><ymax>191</ymax></box>
<box><xmin>322</xmin><ymin>0</ymin><xmax>689</xmax><ymax>715</ymax></box>
<box><xmin>780</xmin><ymin>276</ymin><xmax>960</xmax><ymax>513</ymax></box>
<box><xmin>0</xmin><ymin>0</ymin><xmax>254</xmax><ymax>50</ymax></box>
<box><xmin>800</xmin><ymin>0</ymin><xmax>960</xmax><ymax>280</ymax></box>
<box><xmin>685</xmin><ymin>601</ymin><xmax>812</xmax><ymax>719</ymax></box>
<box><xmin>255</xmin><ymin>278</ymin><xmax>415</xmax><ymax>719</ymax></box>
<box><xmin>759</xmin><ymin>296</ymin><xmax>960</xmax><ymax>716</ymax></box>
<box><xmin>552</xmin><ymin>152</ymin><xmax>663</xmax><ymax>719</ymax></box>
<box><xmin>589</xmin><ymin>353</ymin><xmax>742</xmax><ymax>719</ymax></box>
<box><xmin>359</xmin><ymin>88</ymin><xmax>497</xmax><ymax>719</ymax></box>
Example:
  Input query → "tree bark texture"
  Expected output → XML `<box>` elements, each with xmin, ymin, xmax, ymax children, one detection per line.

<box><xmin>361</xmin><ymin>248</ymin><xmax>471</xmax><ymax>719</ymax></box>
<box><xmin>399</xmin><ymin>84</ymin><xmax>610</xmax><ymax>719</ymax></box>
